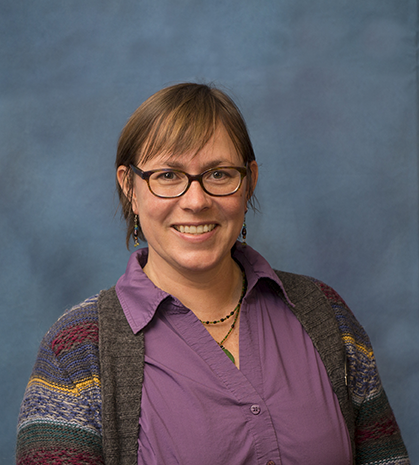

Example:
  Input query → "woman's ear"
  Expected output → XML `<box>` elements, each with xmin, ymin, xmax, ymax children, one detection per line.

<box><xmin>117</xmin><ymin>165</ymin><xmax>138</xmax><ymax>214</ymax></box>
<box><xmin>247</xmin><ymin>161</ymin><xmax>259</xmax><ymax>199</ymax></box>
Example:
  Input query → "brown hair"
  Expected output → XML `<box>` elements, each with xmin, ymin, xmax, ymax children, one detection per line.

<box><xmin>116</xmin><ymin>82</ymin><xmax>256</xmax><ymax>248</ymax></box>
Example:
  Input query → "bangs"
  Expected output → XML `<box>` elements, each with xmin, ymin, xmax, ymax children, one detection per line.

<box><xmin>137</xmin><ymin>90</ymin><xmax>220</xmax><ymax>165</ymax></box>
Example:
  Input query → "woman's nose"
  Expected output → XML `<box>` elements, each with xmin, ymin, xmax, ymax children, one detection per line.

<box><xmin>179</xmin><ymin>179</ymin><xmax>212</xmax><ymax>211</ymax></box>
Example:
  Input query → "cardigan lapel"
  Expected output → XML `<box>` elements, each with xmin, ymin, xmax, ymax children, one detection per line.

<box><xmin>98</xmin><ymin>286</ymin><xmax>145</xmax><ymax>465</ymax></box>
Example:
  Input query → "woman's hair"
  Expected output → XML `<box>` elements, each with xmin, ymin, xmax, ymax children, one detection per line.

<box><xmin>116</xmin><ymin>82</ymin><xmax>256</xmax><ymax>247</ymax></box>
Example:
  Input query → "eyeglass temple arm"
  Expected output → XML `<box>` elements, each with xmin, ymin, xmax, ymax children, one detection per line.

<box><xmin>130</xmin><ymin>164</ymin><xmax>151</xmax><ymax>180</ymax></box>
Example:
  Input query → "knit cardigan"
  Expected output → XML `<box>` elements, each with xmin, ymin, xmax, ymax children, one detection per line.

<box><xmin>16</xmin><ymin>271</ymin><xmax>410</xmax><ymax>465</ymax></box>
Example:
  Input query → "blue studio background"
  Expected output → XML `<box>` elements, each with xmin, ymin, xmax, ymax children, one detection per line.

<box><xmin>1</xmin><ymin>0</ymin><xmax>418</xmax><ymax>462</ymax></box>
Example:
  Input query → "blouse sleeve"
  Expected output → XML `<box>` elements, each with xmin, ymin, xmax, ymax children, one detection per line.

<box><xmin>315</xmin><ymin>280</ymin><xmax>410</xmax><ymax>465</ymax></box>
<box><xmin>16</xmin><ymin>298</ymin><xmax>104</xmax><ymax>464</ymax></box>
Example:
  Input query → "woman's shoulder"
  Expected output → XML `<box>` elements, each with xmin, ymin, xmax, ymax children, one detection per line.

<box><xmin>273</xmin><ymin>270</ymin><xmax>371</xmax><ymax>348</ymax></box>
<box><xmin>22</xmin><ymin>293</ymin><xmax>103</xmax><ymax>419</ymax></box>
<box><xmin>274</xmin><ymin>270</ymin><xmax>356</xmax><ymax>316</ymax></box>
<box><xmin>42</xmin><ymin>293</ymin><xmax>101</xmax><ymax>350</ymax></box>
<box><xmin>303</xmin><ymin>275</ymin><xmax>372</xmax><ymax>348</ymax></box>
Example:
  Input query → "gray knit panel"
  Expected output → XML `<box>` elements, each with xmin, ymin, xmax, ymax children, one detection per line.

<box><xmin>273</xmin><ymin>270</ymin><xmax>356</xmax><ymax>461</ymax></box>
<box><xmin>98</xmin><ymin>287</ymin><xmax>145</xmax><ymax>465</ymax></box>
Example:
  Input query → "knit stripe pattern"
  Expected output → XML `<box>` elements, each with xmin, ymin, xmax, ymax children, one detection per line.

<box><xmin>16</xmin><ymin>295</ymin><xmax>104</xmax><ymax>465</ymax></box>
<box><xmin>309</xmin><ymin>278</ymin><xmax>410</xmax><ymax>465</ymax></box>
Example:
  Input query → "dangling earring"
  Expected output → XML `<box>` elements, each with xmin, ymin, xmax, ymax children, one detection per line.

<box><xmin>241</xmin><ymin>215</ymin><xmax>247</xmax><ymax>246</ymax></box>
<box><xmin>133</xmin><ymin>214</ymin><xmax>140</xmax><ymax>247</ymax></box>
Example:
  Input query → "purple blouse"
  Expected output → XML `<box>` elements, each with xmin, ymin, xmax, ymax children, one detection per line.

<box><xmin>116</xmin><ymin>243</ymin><xmax>352</xmax><ymax>465</ymax></box>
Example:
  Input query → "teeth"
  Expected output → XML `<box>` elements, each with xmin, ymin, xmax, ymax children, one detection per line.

<box><xmin>176</xmin><ymin>224</ymin><xmax>216</xmax><ymax>234</ymax></box>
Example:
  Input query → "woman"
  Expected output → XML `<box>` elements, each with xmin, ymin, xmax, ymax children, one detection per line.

<box><xmin>17</xmin><ymin>83</ymin><xmax>410</xmax><ymax>464</ymax></box>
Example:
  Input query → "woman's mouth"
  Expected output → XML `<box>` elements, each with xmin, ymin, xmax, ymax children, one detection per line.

<box><xmin>173</xmin><ymin>224</ymin><xmax>217</xmax><ymax>235</ymax></box>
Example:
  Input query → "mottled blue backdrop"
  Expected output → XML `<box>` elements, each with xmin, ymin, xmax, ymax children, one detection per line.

<box><xmin>1</xmin><ymin>0</ymin><xmax>418</xmax><ymax>462</ymax></box>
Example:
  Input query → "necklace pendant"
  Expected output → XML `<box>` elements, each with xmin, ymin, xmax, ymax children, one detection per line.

<box><xmin>221</xmin><ymin>346</ymin><xmax>235</xmax><ymax>364</ymax></box>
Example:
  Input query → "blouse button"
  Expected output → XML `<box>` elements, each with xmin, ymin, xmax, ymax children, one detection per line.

<box><xmin>266</xmin><ymin>461</ymin><xmax>276</xmax><ymax>465</ymax></box>
<box><xmin>250</xmin><ymin>404</ymin><xmax>261</xmax><ymax>415</ymax></box>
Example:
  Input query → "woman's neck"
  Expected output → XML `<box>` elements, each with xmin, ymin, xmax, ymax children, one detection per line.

<box><xmin>143</xmin><ymin>252</ymin><xmax>244</xmax><ymax>321</ymax></box>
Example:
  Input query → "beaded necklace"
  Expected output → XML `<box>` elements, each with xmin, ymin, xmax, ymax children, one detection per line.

<box><xmin>200</xmin><ymin>271</ymin><xmax>247</xmax><ymax>364</ymax></box>
<box><xmin>199</xmin><ymin>307</ymin><xmax>237</xmax><ymax>325</ymax></box>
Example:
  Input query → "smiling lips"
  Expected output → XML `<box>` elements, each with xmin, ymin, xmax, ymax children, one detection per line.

<box><xmin>174</xmin><ymin>224</ymin><xmax>217</xmax><ymax>235</ymax></box>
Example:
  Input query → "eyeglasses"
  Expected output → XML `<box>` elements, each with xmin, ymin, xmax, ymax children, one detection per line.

<box><xmin>130</xmin><ymin>164</ymin><xmax>248</xmax><ymax>198</ymax></box>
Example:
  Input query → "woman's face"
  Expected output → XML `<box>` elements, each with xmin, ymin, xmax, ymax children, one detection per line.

<box><xmin>119</xmin><ymin>126</ymin><xmax>258</xmax><ymax>277</ymax></box>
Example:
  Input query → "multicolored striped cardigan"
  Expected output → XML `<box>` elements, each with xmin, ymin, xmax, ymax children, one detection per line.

<box><xmin>16</xmin><ymin>271</ymin><xmax>410</xmax><ymax>464</ymax></box>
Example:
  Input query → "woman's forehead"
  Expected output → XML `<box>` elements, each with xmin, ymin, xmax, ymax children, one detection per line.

<box><xmin>139</xmin><ymin>126</ymin><xmax>242</xmax><ymax>168</ymax></box>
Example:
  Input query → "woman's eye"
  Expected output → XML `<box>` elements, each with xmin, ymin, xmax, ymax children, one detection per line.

<box><xmin>157</xmin><ymin>171</ymin><xmax>177</xmax><ymax>180</ymax></box>
<box><xmin>212</xmin><ymin>171</ymin><xmax>223</xmax><ymax>179</ymax></box>
<box><xmin>211</xmin><ymin>170</ymin><xmax>230</xmax><ymax>180</ymax></box>
<box><xmin>153</xmin><ymin>170</ymin><xmax>185</xmax><ymax>184</ymax></box>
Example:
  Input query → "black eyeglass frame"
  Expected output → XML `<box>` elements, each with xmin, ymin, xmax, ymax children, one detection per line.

<box><xmin>129</xmin><ymin>164</ymin><xmax>248</xmax><ymax>198</ymax></box>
